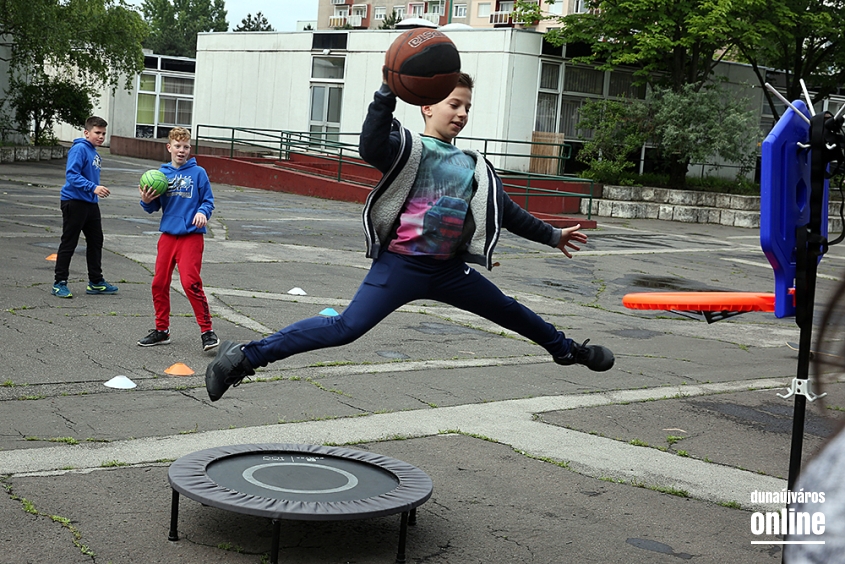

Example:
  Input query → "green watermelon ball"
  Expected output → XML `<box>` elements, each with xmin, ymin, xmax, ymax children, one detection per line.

<box><xmin>140</xmin><ymin>170</ymin><xmax>168</xmax><ymax>195</ymax></box>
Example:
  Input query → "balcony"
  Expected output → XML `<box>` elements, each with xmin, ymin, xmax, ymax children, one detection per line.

<box><xmin>331</xmin><ymin>0</ymin><xmax>349</xmax><ymax>4</ymax></box>
<box><xmin>489</xmin><ymin>10</ymin><xmax>513</xmax><ymax>26</ymax></box>
<box><xmin>422</xmin><ymin>11</ymin><xmax>444</xmax><ymax>25</ymax></box>
<box><xmin>328</xmin><ymin>14</ymin><xmax>364</xmax><ymax>28</ymax></box>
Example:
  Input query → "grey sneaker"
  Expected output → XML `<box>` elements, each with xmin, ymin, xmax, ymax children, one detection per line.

<box><xmin>555</xmin><ymin>339</ymin><xmax>615</xmax><ymax>372</ymax></box>
<box><xmin>138</xmin><ymin>329</ymin><xmax>171</xmax><ymax>347</ymax></box>
<box><xmin>206</xmin><ymin>341</ymin><xmax>254</xmax><ymax>402</ymax></box>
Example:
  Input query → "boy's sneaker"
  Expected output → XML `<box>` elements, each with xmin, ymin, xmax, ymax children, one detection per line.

<box><xmin>555</xmin><ymin>339</ymin><xmax>615</xmax><ymax>372</ymax></box>
<box><xmin>206</xmin><ymin>341</ymin><xmax>255</xmax><ymax>402</ymax></box>
<box><xmin>52</xmin><ymin>281</ymin><xmax>72</xmax><ymax>299</ymax></box>
<box><xmin>86</xmin><ymin>280</ymin><xmax>118</xmax><ymax>295</ymax></box>
<box><xmin>201</xmin><ymin>330</ymin><xmax>220</xmax><ymax>351</ymax></box>
<box><xmin>138</xmin><ymin>329</ymin><xmax>171</xmax><ymax>347</ymax></box>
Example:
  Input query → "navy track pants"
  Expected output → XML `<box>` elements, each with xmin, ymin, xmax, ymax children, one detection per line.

<box><xmin>243</xmin><ymin>251</ymin><xmax>568</xmax><ymax>368</ymax></box>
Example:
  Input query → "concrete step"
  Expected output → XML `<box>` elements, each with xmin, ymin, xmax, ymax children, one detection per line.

<box><xmin>581</xmin><ymin>184</ymin><xmax>844</xmax><ymax>232</ymax></box>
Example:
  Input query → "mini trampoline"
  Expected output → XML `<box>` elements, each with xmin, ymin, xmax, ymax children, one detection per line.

<box><xmin>168</xmin><ymin>443</ymin><xmax>433</xmax><ymax>563</ymax></box>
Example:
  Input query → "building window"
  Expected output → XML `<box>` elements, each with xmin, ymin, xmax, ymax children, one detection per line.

<box><xmin>374</xmin><ymin>6</ymin><xmax>386</xmax><ymax>19</ymax></box>
<box><xmin>477</xmin><ymin>3</ymin><xmax>491</xmax><ymax>17</ymax></box>
<box><xmin>139</xmin><ymin>74</ymin><xmax>156</xmax><ymax>92</ymax></box>
<box><xmin>426</xmin><ymin>1</ymin><xmax>444</xmax><ymax>15</ymax></box>
<box><xmin>135</xmin><ymin>55</ymin><xmax>194</xmax><ymax>139</ymax></box>
<box><xmin>395</xmin><ymin>6</ymin><xmax>406</xmax><ymax>19</ymax></box>
<box><xmin>563</xmin><ymin>66</ymin><xmax>604</xmax><ymax>95</ymax></box>
<box><xmin>608</xmin><ymin>71</ymin><xmax>645</xmax><ymax>99</ymax></box>
<box><xmin>453</xmin><ymin>3</ymin><xmax>467</xmax><ymax>17</ymax></box>
<box><xmin>536</xmin><ymin>62</ymin><xmax>561</xmax><ymax>132</ymax></box>
<box><xmin>573</xmin><ymin>0</ymin><xmax>589</xmax><ymax>13</ymax></box>
<box><xmin>312</xmin><ymin>57</ymin><xmax>345</xmax><ymax>80</ymax></box>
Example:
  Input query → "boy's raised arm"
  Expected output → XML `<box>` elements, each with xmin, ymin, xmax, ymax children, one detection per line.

<box><xmin>358</xmin><ymin>84</ymin><xmax>403</xmax><ymax>173</ymax></box>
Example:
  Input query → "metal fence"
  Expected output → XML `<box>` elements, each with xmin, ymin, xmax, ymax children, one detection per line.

<box><xmin>194</xmin><ymin>125</ymin><xmax>596</xmax><ymax>218</ymax></box>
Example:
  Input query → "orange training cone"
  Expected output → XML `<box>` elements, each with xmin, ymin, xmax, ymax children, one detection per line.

<box><xmin>46</xmin><ymin>254</ymin><xmax>57</xmax><ymax>261</ymax></box>
<box><xmin>165</xmin><ymin>362</ymin><xmax>195</xmax><ymax>376</ymax></box>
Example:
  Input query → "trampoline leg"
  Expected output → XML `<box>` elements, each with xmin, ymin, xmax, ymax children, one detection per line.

<box><xmin>409</xmin><ymin>507</ymin><xmax>417</xmax><ymax>526</ymax></box>
<box><xmin>270</xmin><ymin>519</ymin><xmax>281</xmax><ymax>564</ymax></box>
<box><xmin>396</xmin><ymin>511</ymin><xmax>409</xmax><ymax>564</ymax></box>
<box><xmin>168</xmin><ymin>490</ymin><xmax>180</xmax><ymax>541</ymax></box>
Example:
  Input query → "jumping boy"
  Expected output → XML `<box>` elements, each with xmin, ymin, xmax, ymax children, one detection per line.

<box><xmin>53</xmin><ymin>116</ymin><xmax>118</xmax><ymax>298</ymax></box>
<box><xmin>205</xmin><ymin>73</ymin><xmax>613</xmax><ymax>402</ymax></box>
<box><xmin>137</xmin><ymin>126</ymin><xmax>219</xmax><ymax>352</ymax></box>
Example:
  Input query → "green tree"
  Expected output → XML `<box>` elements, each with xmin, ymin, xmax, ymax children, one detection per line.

<box><xmin>545</xmin><ymin>0</ymin><xmax>754</xmax><ymax>93</ymax></box>
<box><xmin>729</xmin><ymin>0</ymin><xmax>845</xmax><ymax>120</ymax></box>
<box><xmin>0</xmin><ymin>0</ymin><xmax>147</xmax><ymax>142</ymax></box>
<box><xmin>545</xmin><ymin>0</ymin><xmax>763</xmax><ymax>182</ymax></box>
<box><xmin>8</xmin><ymin>72</ymin><xmax>94</xmax><ymax>145</ymax></box>
<box><xmin>234</xmin><ymin>12</ymin><xmax>274</xmax><ymax>32</ymax></box>
<box><xmin>379</xmin><ymin>9</ymin><xmax>399</xmax><ymax>30</ymax></box>
<box><xmin>141</xmin><ymin>0</ymin><xmax>228</xmax><ymax>57</ymax></box>
<box><xmin>576</xmin><ymin>85</ymin><xmax>759</xmax><ymax>188</ymax></box>
<box><xmin>0</xmin><ymin>0</ymin><xmax>148</xmax><ymax>89</ymax></box>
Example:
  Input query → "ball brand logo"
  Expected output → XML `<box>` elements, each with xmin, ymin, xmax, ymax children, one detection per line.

<box><xmin>408</xmin><ymin>30</ymin><xmax>443</xmax><ymax>48</ymax></box>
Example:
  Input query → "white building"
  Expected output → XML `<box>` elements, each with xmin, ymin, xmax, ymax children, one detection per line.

<box><xmin>53</xmin><ymin>51</ymin><xmax>196</xmax><ymax>147</ymax></box>
<box><xmin>190</xmin><ymin>27</ymin><xmax>770</xmax><ymax>176</ymax></box>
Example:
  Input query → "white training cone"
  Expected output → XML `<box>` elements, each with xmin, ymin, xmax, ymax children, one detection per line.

<box><xmin>288</xmin><ymin>287</ymin><xmax>307</xmax><ymax>295</ymax></box>
<box><xmin>104</xmin><ymin>375</ymin><xmax>137</xmax><ymax>389</ymax></box>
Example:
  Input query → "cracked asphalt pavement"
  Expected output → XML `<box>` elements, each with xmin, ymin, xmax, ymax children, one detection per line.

<box><xmin>1</xmin><ymin>152</ymin><xmax>844</xmax><ymax>563</ymax></box>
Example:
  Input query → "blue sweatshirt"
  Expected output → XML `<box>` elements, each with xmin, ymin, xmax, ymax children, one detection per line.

<box><xmin>140</xmin><ymin>157</ymin><xmax>214</xmax><ymax>235</ymax></box>
<box><xmin>60</xmin><ymin>138</ymin><xmax>102</xmax><ymax>203</ymax></box>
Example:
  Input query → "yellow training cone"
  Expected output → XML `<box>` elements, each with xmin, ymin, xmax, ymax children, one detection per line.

<box><xmin>45</xmin><ymin>254</ymin><xmax>57</xmax><ymax>261</ymax></box>
<box><xmin>165</xmin><ymin>362</ymin><xmax>195</xmax><ymax>376</ymax></box>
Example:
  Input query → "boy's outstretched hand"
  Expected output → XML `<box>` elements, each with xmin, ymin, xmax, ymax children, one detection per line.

<box><xmin>556</xmin><ymin>224</ymin><xmax>587</xmax><ymax>258</ymax></box>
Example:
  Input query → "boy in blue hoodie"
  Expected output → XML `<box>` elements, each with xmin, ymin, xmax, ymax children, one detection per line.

<box><xmin>53</xmin><ymin>116</ymin><xmax>118</xmax><ymax>298</ymax></box>
<box><xmin>137</xmin><ymin>127</ymin><xmax>219</xmax><ymax>352</ymax></box>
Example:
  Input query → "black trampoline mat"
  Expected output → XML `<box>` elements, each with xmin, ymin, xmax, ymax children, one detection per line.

<box><xmin>168</xmin><ymin>443</ymin><xmax>433</xmax><ymax>521</ymax></box>
<box><xmin>207</xmin><ymin>451</ymin><xmax>400</xmax><ymax>502</ymax></box>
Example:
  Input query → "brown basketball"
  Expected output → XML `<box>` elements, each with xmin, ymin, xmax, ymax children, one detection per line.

<box><xmin>383</xmin><ymin>28</ymin><xmax>461</xmax><ymax>106</ymax></box>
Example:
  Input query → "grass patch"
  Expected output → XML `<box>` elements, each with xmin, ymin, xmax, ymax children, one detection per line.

<box><xmin>629</xmin><ymin>438</ymin><xmax>649</xmax><ymax>447</ymax></box>
<box><xmin>100</xmin><ymin>460</ymin><xmax>128</xmax><ymax>468</ymax></box>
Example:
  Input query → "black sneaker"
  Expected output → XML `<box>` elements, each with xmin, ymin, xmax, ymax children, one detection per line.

<box><xmin>206</xmin><ymin>341</ymin><xmax>255</xmax><ymax>402</ymax></box>
<box><xmin>201</xmin><ymin>330</ymin><xmax>220</xmax><ymax>351</ymax></box>
<box><xmin>138</xmin><ymin>329</ymin><xmax>171</xmax><ymax>347</ymax></box>
<box><xmin>555</xmin><ymin>339</ymin><xmax>615</xmax><ymax>372</ymax></box>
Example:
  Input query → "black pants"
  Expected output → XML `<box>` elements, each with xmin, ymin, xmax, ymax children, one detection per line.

<box><xmin>55</xmin><ymin>199</ymin><xmax>104</xmax><ymax>283</ymax></box>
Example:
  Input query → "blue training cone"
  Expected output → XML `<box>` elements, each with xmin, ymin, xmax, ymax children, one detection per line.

<box><xmin>319</xmin><ymin>308</ymin><xmax>339</xmax><ymax>317</ymax></box>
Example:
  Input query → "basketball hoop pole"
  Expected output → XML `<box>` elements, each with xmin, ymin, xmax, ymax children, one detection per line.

<box><xmin>785</xmin><ymin>111</ymin><xmax>828</xmax><ymax>492</ymax></box>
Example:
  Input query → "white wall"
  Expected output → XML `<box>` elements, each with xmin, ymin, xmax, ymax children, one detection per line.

<box><xmin>193</xmin><ymin>28</ymin><xmax>546</xmax><ymax>169</ymax></box>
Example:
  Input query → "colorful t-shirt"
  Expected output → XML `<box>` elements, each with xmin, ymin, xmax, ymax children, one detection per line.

<box><xmin>388</xmin><ymin>136</ymin><xmax>476</xmax><ymax>259</ymax></box>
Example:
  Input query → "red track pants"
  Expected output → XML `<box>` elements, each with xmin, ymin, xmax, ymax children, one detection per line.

<box><xmin>152</xmin><ymin>233</ymin><xmax>212</xmax><ymax>333</ymax></box>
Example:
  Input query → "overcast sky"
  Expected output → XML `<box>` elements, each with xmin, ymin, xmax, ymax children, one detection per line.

<box><xmin>125</xmin><ymin>0</ymin><xmax>319</xmax><ymax>32</ymax></box>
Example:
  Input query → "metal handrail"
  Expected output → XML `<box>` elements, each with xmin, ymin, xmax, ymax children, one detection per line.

<box><xmin>194</xmin><ymin>125</ymin><xmax>593</xmax><ymax>218</ymax></box>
